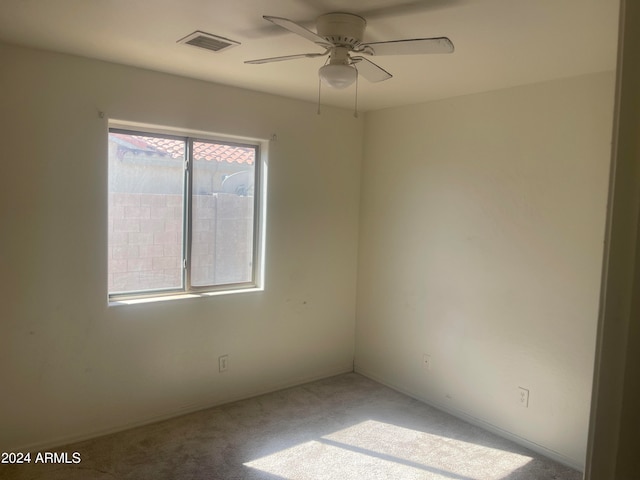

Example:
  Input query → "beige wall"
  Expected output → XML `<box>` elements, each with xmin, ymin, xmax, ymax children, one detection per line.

<box><xmin>355</xmin><ymin>72</ymin><xmax>615</xmax><ymax>468</ymax></box>
<box><xmin>0</xmin><ymin>43</ymin><xmax>362</xmax><ymax>450</ymax></box>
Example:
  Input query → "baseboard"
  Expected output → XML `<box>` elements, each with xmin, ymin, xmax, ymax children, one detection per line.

<box><xmin>12</xmin><ymin>365</ymin><xmax>354</xmax><ymax>453</ymax></box>
<box><xmin>355</xmin><ymin>366</ymin><xmax>584</xmax><ymax>472</ymax></box>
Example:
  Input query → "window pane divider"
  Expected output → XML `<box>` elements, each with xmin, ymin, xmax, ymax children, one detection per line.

<box><xmin>183</xmin><ymin>138</ymin><xmax>193</xmax><ymax>292</ymax></box>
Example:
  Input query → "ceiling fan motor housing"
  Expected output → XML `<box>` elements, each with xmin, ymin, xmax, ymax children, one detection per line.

<box><xmin>316</xmin><ymin>13</ymin><xmax>366</xmax><ymax>48</ymax></box>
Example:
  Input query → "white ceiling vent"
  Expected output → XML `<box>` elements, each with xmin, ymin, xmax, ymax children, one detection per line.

<box><xmin>178</xmin><ymin>31</ymin><xmax>240</xmax><ymax>53</ymax></box>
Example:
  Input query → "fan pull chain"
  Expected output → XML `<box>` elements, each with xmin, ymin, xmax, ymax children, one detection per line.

<box><xmin>317</xmin><ymin>56</ymin><xmax>331</xmax><ymax>116</ymax></box>
<box><xmin>353</xmin><ymin>70</ymin><xmax>359</xmax><ymax>118</ymax></box>
<box><xmin>317</xmin><ymin>75</ymin><xmax>322</xmax><ymax>115</ymax></box>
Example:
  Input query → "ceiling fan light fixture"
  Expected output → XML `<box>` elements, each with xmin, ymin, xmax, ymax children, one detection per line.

<box><xmin>318</xmin><ymin>64</ymin><xmax>357</xmax><ymax>89</ymax></box>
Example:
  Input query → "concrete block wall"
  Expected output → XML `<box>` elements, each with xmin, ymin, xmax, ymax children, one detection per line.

<box><xmin>108</xmin><ymin>192</ymin><xmax>253</xmax><ymax>293</ymax></box>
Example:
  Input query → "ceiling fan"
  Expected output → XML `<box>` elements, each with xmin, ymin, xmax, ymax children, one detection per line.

<box><xmin>245</xmin><ymin>12</ymin><xmax>454</xmax><ymax>89</ymax></box>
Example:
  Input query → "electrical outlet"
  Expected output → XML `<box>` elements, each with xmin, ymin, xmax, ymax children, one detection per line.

<box><xmin>422</xmin><ymin>354</ymin><xmax>432</xmax><ymax>371</ymax></box>
<box><xmin>518</xmin><ymin>387</ymin><xmax>529</xmax><ymax>407</ymax></box>
<box><xmin>219</xmin><ymin>354</ymin><xmax>229</xmax><ymax>373</ymax></box>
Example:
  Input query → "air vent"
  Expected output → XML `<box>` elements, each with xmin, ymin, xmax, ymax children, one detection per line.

<box><xmin>177</xmin><ymin>31</ymin><xmax>240</xmax><ymax>52</ymax></box>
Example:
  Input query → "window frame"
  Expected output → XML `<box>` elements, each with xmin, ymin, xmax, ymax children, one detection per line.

<box><xmin>107</xmin><ymin>122</ymin><xmax>266</xmax><ymax>304</ymax></box>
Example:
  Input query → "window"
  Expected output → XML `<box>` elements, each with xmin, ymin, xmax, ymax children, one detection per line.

<box><xmin>107</xmin><ymin>125</ymin><xmax>264</xmax><ymax>302</ymax></box>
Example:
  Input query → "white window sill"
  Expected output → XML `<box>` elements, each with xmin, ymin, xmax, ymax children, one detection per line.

<box><xmin>108</xmin><ymin>287</ymin><xmax>263</xmax><ymax>306</ymax></box>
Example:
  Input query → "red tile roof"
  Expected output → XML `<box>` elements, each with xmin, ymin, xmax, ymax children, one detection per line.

<box><xmin>110</xmin><ymin>133</ymin><xmax>255</xmax><ymax>165</ymax></box>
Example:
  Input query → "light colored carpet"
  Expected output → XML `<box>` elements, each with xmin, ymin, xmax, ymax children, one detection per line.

<box><xmin>2</xmin><ymin>373</ymin><xmax>582</xmax><ymax>479</ymax></box>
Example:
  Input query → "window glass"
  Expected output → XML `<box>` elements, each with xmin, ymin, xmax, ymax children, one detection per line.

<box><xmin>107</xmin><ymin>128</ymin><xmax>261</xmax><ymax>300</ymax></box>
<box><xmin>191</xmin><ymin>140</ymin><xmax>256</xmax><ymax>287</ymax></box>
<box><xmin>108</xmin><ymin>132</ymin><xmax>185</xmax><ymax>294</ymax></box>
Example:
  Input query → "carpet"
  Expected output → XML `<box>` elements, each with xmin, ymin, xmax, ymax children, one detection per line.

<box><xmin>1</xmin><ymin>373</ymin><xmax>582</xmax><ymax>479</ymax></box>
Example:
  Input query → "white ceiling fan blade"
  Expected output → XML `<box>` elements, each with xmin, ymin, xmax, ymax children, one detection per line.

<box><xmin>361</xmin><ymin>37</ymin><xmax>454</xmax><ymax>56</ymax></box>
<box><xmin>245</xmin><ymin>51</ymin><xmax>328</xmax><ymax>64</ymax></box>
<box><xmin>351</xmin><ymin>56</ymin><xmax>392</xmax><ymax>83</ymax></box>
<box><xmin>263</xmin><ymin>16</ymin><xmax>333</xmax><ymax>48</ymax></box>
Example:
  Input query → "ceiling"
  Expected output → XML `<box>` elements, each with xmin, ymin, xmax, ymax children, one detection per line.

<box><xmin>0</xmin><ymin>0</ymin><xmax>619</xmax><ymax>111</ymax></box>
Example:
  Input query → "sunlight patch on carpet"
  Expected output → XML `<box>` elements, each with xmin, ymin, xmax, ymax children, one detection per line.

<box><xmin>244</xmin><ymin>420</ymin><xmax>533</xmax><ymax>479</ymax></box>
